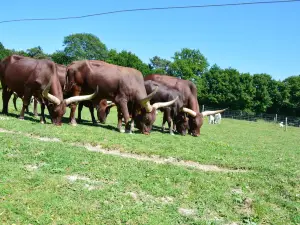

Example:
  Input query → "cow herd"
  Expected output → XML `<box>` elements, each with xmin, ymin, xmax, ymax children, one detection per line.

<box><xmin>0</xmin><ymin>55</ymin><xmax>227</xmax><ymax>136</ymax></box>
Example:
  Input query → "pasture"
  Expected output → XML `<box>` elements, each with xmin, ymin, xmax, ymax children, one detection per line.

<box><xmin>0</xmin><ymin>97</ymin><xmax>299</xmax><ymax>224</ymax></box>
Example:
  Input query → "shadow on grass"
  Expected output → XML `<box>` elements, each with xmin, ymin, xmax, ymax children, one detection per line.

<box><xmin>1</xmin><ymin>111</ymin><xmax>184</xmax><ymax>136</ymax></box>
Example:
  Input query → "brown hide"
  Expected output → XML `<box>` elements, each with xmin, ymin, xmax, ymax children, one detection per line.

<box><xmin>143</xmin><ymin>80</ymin><xmax>188</xmax><ymax>135</ymax></box>
<box><xmin>0</xmin><ymin>55</ymin><xmax>97</xmax><ymax>125</ymax></box>
<box><xmin>144</xmin><ymin>74</ymin><xmax>202</xmax><ymax>136</ymax></box>
<box><xmin>44</xmin><ymin>63</ymin><xmax>112</xmax><ymax>124</ymax></box>
<box><xmin>66</xmin><ymin>60</ymin><xmax>177</xmax><ymax>134</ymax></box>
<box><xmin>0</xmin><ymin>55</ymin><xmax>65</xmax><ymax>124</ymax></box>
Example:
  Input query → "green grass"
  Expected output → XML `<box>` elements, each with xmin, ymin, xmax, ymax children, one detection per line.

<box><xmin>0</xmin><ymin>97</ymin><xmax>299</xmax><ymax>224</ymax></box>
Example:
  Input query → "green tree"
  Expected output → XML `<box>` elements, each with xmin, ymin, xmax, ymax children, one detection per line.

<box><xmin>106</xmin><ymin>49</ymin><xmax>151</xmax><ymax>75</ymax></box>
<box><xmin>51</xmin><ymin>50</ymin><xmax>73</xmax><ymax>65</ymax></box>
<box><xmin>63</xmin><ymin>33</ymin><xmax>108</xmax><ymax>60</ymax></box>
<box><xmin>0</xmin><ymin>42</ymin><xmax>11</xmax><ymax>60</ymax></box>
<box><xmin>252</xmin><ymin>73</ymin><xmax>273</xmax><ymax>113</ymax></box>
<box><xmin>169</xmin><ymin>48</ymin><xmax>209</xmax><ymax>80</ymax></box>
<box><xmin>26</xmin><ymin>46</ymin><xmax>49</xmax><ymax>59</ymax></box>
<box><xmin>200</xmin><ymin>65</ymin><xmax>255</xmax><ymax>111</ymax></box>
<box><xmin>267</xmin><ymin>80</ymin><xmax>290</xmax><ymax>114</ymax></box>
<box><xmin>282</xmin><ymin>75</ymin><xmax>300</xmax><ymax>115</ymax></box>
<box><xmin>149</xmin><ymin>56</ymin><xmax>171</xmax><ymax>74</ymax></box>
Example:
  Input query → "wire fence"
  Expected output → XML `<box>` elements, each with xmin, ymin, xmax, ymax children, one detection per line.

<box><xmin>202</xmin><ymin>105</ymin><xmax>300</xmax><ymax>128</ymax></box>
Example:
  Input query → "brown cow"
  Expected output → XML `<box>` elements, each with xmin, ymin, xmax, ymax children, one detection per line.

<box><xmin>57</xmin><ymin>64</ymin><xmax>116</xmax><ymax>125</ymax></box>
<box><xmin>65</xmin><ymin>60</ymin><xmax>178</xmax><ymax>134</ymax></box>
<box><xmin>11</xmin><ymin>62</ymin><xmax>114</xmax><ymax>125</ymax></box>
<box><xmin>0</xmin><ymin>55</ymin><xmax>97</xmax><ymax>125</ymax></box>
<box><xmin>144</xmin><ymin>74</ymin><xmax>227</xmax><ymax>136</ymax></box>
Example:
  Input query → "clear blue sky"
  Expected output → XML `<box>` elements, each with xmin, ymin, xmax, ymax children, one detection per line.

<box><xmin>0</xmin><ymin>0</ymin><xmax>299</xmax><ymax>80</ymax></box>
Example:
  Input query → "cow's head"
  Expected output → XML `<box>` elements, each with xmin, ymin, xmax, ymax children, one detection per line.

<box><xmin>174</xmin><ymin>112</ymin><xmax>190</xmax><ymax>136</ymax></box>
<box><xmin>42</xmin><ymin>79</ymin><xmax>98</xmax><ymax>126</ymax></box>
<box><xmin>137</xmin><ymin>86</ymin><xmax>179</xmax><ymax>135</ymax></box>
<box><xmin>96</xmin><ymin>99</ymin><xmax>116</xmax><ymax>124</ymax></box>
<box><xmin>180</xmin><ymin>108</ymin><xmax>228</xmax><ymax>136</ymax></box>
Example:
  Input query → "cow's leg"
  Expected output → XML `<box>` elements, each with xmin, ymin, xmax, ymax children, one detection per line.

<box><xmin>116</xmin><ymin>98</ymin><xmax>130</xmax><ymax>133</ymax></box>
<box><xmin>77</xmin><ymin>102</ymin><xmax>83</xmax><ymax>124</ymax></box>
<box><xmin>117</xmin><ymin>108</ymin><xmax>124</xmax><ymax>132</ymax></box>
<box><xmin>33</xmin><ymin>99</ymin><xmax>38</xmax><ymax>117</ymax></box>
<box><xmin>25</xmin><ymin>103</ymin><xmax>29</xmax><ymax>114</ymax></box>
<box><xmin>166</xmin><ymin>109</ymin><xmax>174</xmax><ymax>135</ymax></box>
<box><xmin>88</xmin><ymin>104</ymin><xmax>97</xmax><ymax>125</ymax></box>
<box><xmin>19</xmin><ymin>88</ymin><xmax>32</xmax><ymax>120</ymax></box>
<box><xmin>13</xmin><ymin>94</ymin><xmax>18</xmax><ymax>111</ymax></box>
<box><xmin>166</xmin><ymin>117</ymin><xmax>174</xmax><ymax>135</ymax></box>
<box><xmin>69</xmin><ymin>103</ymin><xmax>78</xmax><ymax>126</ymax></box>
<box><xmin>162</xmin><ymin>109</ymin><xmax>170</xmax><ymax>132</ymax></box>
<box><xmin>129</xmin><ymin>107</ymin><xmax>137</xmax><ymax>133</ymax></box>
<box><xmin>2</xmin><ymin>87</ymin><xmax>13</xmax><ymax>114</ymax></box>
<box><xmin>40</xmin><ymin>102</ymin><xmax>46</xmax><ymax>124</ymax></box>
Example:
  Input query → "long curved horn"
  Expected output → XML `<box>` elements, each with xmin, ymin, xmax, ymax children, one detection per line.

<box><xmin>106</xmin><ymin>101</ymin><xmax>116</xmax><ymax>107</ymax></box>
<box><xmin>108</xmin><ymin>102</ymin><xmax>116</xmax><ymax>107</ymax></box>
<box><xmin>182</xmin><ymin>107</ymin><xmax>197</xmax><ymax>117</ymax></box>
<box><xmin>65</xmin><ymin>86</ymin><xmax>99</xmax><ymax>106</ymax></box>
<box><xmin>152</xmin><ymin>96</ymin><xmax>179</xmax><ymax>110</ymax></box>
<box><xmin>202</xmin><ymin>108</ymin><xmax>228</xmax><ymax>117</ymax></box>
<box><xmin>139</xmin><ymin>86</ymin><xmax>159</xmax><ymax>112</ymax></box>
<box><xmin>140</xmin><ymin>86</ymin><xmax>158</xmax><ymax>106</ymax></box>
<box><xmin>42</xmin><ymin>78</ymin><xmax>61</xmax><ymax>105</ymax></box>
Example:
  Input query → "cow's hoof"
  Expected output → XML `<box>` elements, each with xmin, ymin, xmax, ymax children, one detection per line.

<box><xmin>170</xmin><ymin>132</ymin><xmax>174</xmax><ymax>135</ymax></box>
<box><xmin>18</xmin><ymin>117</ymin><xmax>24</xmax><ymax>120</ymax></box>
<box><xmin>34</xmin><ymin>114</ymin><xmax>39</xmax><ymax>118</ymax></box>
<box><xmin>125</xmin><ymin>129</ymin><xmax>132</xmax><ymax>134</ymax></box>
<box><xmin>119</xmin><ymin>129</ymin><xmax>125</xmax><ymax>133</ymax></box>
<box><xmin>40</xmin><ymin>121</ymin><xmax>45</xmax><ymax>124</ymax></box>
<box><xmin>70</xmin><ymin>120</ymin><xmax>77</xmax><ymax>126</ymax></box>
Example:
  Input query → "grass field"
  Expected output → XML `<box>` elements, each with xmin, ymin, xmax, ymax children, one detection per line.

<box><xmin>0</xmin><ymin>97</ymin><xmax>299</xmax><ymax>224</ymax></box>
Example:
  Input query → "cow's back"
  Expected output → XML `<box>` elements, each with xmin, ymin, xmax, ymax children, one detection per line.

<box><xmin>67</xmin><ymin>60</ymin><xmax>146</xmax><ymax>101</ymax></box>
<box><xmin>3</xmin><ymin>56</ymin><xmax>57</xmax><ymax>96</ymax></box>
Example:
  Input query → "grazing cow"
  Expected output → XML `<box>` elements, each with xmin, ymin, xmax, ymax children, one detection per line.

<box><xmin>144</xmin><ymin>80</ymin><xmax>185</xmax><ymax>135</ymax></box>
<box><xmin>144</xmin><ymin>74</ymin><xmax>228</xmax><ymax>136</ymax></box>
<box><xmin>209</xmin><ymin>115</ymin><xmax>215</xmax><ymax>124</ymax></box>
<box><xmin>43</xmin><ymin>63</ymin><xmax>115</xmax><ymax>125</ymax></box>
<box><xmin>0</xmin><ymin>55</ymin><xmax>97</xmax><ymax>125</ymax></box>
<box><xmin>65</xmin><ymin>60</ymin><xmax>178</xmax><ymax>134</ymax></box>
<box><xmin>279</xmin><ymin>122</ymin><xmax>284</xmax><ymax>128</ymax></box>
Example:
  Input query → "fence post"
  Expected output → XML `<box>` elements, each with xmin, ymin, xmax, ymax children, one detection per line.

<box><xmin>285</xmin><ymin>117</ymin><xmax>287</xmax><ymax>131</ymax></box>
<box><xmin>275</xmin><ymin>114</ymin><xmax>277</xmax><ymax>123</ymax></box>
<box><xmin>202</xmin><ymin>105</ymin><xmax>204</xmax><ymax>112</ymax></box>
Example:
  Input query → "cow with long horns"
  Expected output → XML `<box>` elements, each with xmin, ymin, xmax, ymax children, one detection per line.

<box><xmin>28</xmin><ymin>62</ymin><xmax>115</xmax><ymax>125</ymax></box>
<box><xmin>144</xmin><ymin>74</ymin><xmax>227</xmax><ymax>136</ymax></box>
<box><xmin>0</xmin><ymin>55</ymin><xmax>98</xmax><ymax>125</ymax></box>
<box><xmin>65</xmin><ymin>60</ymin><xmax>178</xmax><ymax>134</ymax></box>
<box><xmin>143</xmin><ymin>80</ymin><xmax>186</xmax><ymax>135</ymax></box>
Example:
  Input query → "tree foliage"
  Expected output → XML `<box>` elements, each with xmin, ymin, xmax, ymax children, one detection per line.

<box><xmin>51</xmin><ymin>50</ymin><xmax>73</xmax><ymax>65</ymax></box>
<box><xmin>107</xmin><ymin>49</ymin><xmax>151</xmax><ymax>75</ymax></box>
<box><xmin>0</xmin><ymin>42</ymin><xmax>11</xmax><ymax>60</ymax></box>
<box><xmin>26</xmin><ymin>46</ymin><xmax>49</xmax><ymax>59</ymax></box>
<box><xmin>1</xmin><ymin>34</ymin><xmax>299</xmax><ymax>116</ymax></box>
<box><xmin>63</xmin><ymin>33</ymin><xmax>108</xmax><ymax>61</ymax></box>
<box><xmin>149</xmin><ymin>56</ymin><xmax>171</xmax><ymax>74</ymax></box>
<box><xmin>169</xmin><ymin>48</ymin><xmax>209</xmax><ymax>80</ymax></box>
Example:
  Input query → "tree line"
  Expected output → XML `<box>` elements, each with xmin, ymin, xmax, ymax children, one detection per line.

<box><xmin>0</xmin><ymin>33</ymin><xmax>299</xmax><ymax>116</ymax></box>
